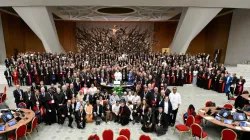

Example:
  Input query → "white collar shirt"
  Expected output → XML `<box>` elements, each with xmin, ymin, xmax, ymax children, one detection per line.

<box><xmin>112</xmin><ymin>104</ymin><xmax>120</xmax><ymax>114</ymax></box>
<box><xmin>164</xmin><ymin>101</ymin><xmax>169</xmax><ymax>114</ymax></box>
<box><xmin>169</xmin><ymin>92</ymin><xmax>181</xmax><ymax>110</ymax></box>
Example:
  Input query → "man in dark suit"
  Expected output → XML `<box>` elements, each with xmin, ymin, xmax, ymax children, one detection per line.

<box><xmin>140</xmin><ymin>86</ymin><xmax>150</xmax><ymax>104</ymax></box>
<box><xmin>93</xmin><ymin>90</ymin><xmax>103</xmax><ymax>106</ymax></box>
<box><xmin>75</xmin><ymin>105</ymin><xmax>86</xmax><ymax>129</ymax></box>
<box><xmin>48</xmin><ymin>83</ymin><xmax>57</xmax><ymax>95</ymax></box>
<box><xmin>132</xmin><ymin>101</ymin><xmax>142</xmax><ymax>124</ymax></box>
<box><xmin>5</xmin><ymin>58</ymin><xmax>10</xmax><ymax>68</ymax></box>
<box><xmin>4</xmin><ymin>68</ymin><xmax>12</xmax><ymax>87</ymax></box>
<box><xmin>18</xmin><ymin>68</ymin><xmax>25</xmax><ymax>86</ymax></box>
<box><xmin>13</xmin><ymin>85</ymin><xmax>25</xmax><ymax>107</ymax></box>
<box><xmin>93</xmin><ymin>100</ymin><xmax>104</xmax><ymax>121</ymax></box>
<box><xmin>58</xmin><ymin>100</ymin><xmax>74</xmax><ymax>128</ymax></box>
<box><xmin>158</xmin><ymin>74</ymin><xmax>168</xmax><ymax>89</ymax></box>
<box><xmin>31</xmin><ymin>89</ymin><xmax>42</xmax><ymax>107</ymax></box>
<box><xmin>159</xmin><ymin>96</ymin><xmax>172</xmax><ymax>126</ymax></box>
<box><xmin>148</xmin><ymin>87</ymin><xmax>160</xmax><ymax>108</ymax></box>
<box><xmin>118</xmin><ymin>102</ymin><xmax>131</xmax><ymax>126</ymax></box>
<box><xmin>61</xmin><ymin>85</ymin><xmax>69</xmax><ymax>104</ymax></box>
<box><xmin>24</xmin><ymin>86</ymin><xmax>33</xmax><ymax>109</ymax></box>
<box><xmin>40</xmin><ymin>87</ymin><xmax>47</xmax><ymax>107</ymax></box>
<box><xmin>68</xmin><ymin>83</ymin><xmax>77</xmax><ymax>100</ymax></box>
<box><xmin>163</xmin><ymin>84</ymin><xmax>171</xmax><ymax>96</ymax></box>
<box><xmin>158</xmin><ymin>90</ymin><xmax>167</xmax><ymax>106</ymax></box>
<box><xmin>155</xmin><ymin>107</ymin><xmax>168</xmax><ymax>136</ymax></box>
<box><xmin>54</xmin><ymin>88</ymin><xmax>65</xmax><ymax>123</ymax></box>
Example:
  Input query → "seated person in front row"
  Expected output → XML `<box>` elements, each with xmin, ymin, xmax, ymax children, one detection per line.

<box><xmin>85</xmin><ymin>101</ymin><xmax>93</xmax><ymax>123</ymax></box>
<box><xmin>75</xmin><ymin>105</ymin><xmax>86</xmax><ymax>129</ymax></box>
<box><xmin>104</xmin><ymin>103</ymin><xmax>112</xmax><ymax>122</ymax></box>
<box><xmin>155</xmin><ymin>107</ymin><xmax>168</xmax><ymax>136</ymax></box>
<box><xmin>58</xmin><ymin>100</ymin><xmax>74</xmax><ymax>128</ymax></box>
<box><xmin>93</xmin><ymin>100</ymin><xmax>104</xmax><ymax>124</ymax></box>
<box><xmin>112</xmin><ymin>101</ymin><xmax>120</xmax><ymax>123</ymax></box>
<box><xmin>132</xmin><ymin>101</ymin><xmax>142</xmax><ymax>124</ymax></box>
<box><xmin>118</xmin><ymin>102</ymin><xmax>131</xmax><ymax>126</ymax></box>
<box><xmin>142</xmin><ymin>107</ymin><xmax>155</xmax><ymax>133</ymax></box>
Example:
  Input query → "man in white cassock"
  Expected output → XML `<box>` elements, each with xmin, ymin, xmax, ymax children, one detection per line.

<box><xmin>114</xmin><ymin>69</ymin><xmax>122</xmax><ymax>81</ymax></box>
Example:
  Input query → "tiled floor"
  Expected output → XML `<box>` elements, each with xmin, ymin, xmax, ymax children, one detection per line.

<box><xmin>0</xmin><ymin>84</ymin><xmax>236</xmax><ymax>140</ymax></box>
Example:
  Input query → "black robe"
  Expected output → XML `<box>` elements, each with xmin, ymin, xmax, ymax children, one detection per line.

<box><xmin>44</xmin><ymin>92</ymin><xmax>56</xmax><ymax>125</ymax></box>
<box><xmin>196</xmin><ymin>71</ymin><xmax>203</xmax><ymax>87</ymax></box>
<box><xmin>118</xmin><ymin>105</ymin><xmax>131</xmax><ymax>126</ymax></box>
<box><xmin>75</xmin><ymin>110</ymin><xmax>86</xmax><ymax>128</ymax></box>
<box><xmin>155</xmin><ymin>112</ymin><xmax>168</xmax><ymax>136</ymax></box>
<box><xmin>141</xmin><ymin>111</ymin><xmax>155</xmax><ymax>132</ymax></box>
<box><xmin>44</xmin><ymin>69</ymin><xmax>51</xmax><ymax>85</ymax></box>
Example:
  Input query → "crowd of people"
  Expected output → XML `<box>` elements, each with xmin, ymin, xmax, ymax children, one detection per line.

<box><xmin>4</xmin><ymin>52</ymin><xmax>245</xmax><ymax>95</ymax></box>
<box><xmin>4</xmin><ymin>51</ymin><xmax>246</xmax><ymax>136</ymax></box>
<box><xmin>13</xmin><ymin>82</ymin><xmax>181</xmax><ymax>136</ymax></box>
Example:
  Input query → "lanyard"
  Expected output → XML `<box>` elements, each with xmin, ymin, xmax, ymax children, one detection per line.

<box><xmin>50</xmin><ymin>93</ymin><xmax>53</xmax><ymax>99</ymax></box>
<box><xmin>35</xmin><ymin>95</ymin><xmax>39</xmax><ymax>101</ymax></box>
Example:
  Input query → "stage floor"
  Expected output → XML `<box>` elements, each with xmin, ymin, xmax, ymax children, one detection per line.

<box><xmin>0</xmin><ymin>84</ymin><xmax>230</xmax><ymax>140</ymax></box>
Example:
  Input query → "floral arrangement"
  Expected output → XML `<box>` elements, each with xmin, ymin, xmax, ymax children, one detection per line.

<box><xmin>112</xmin><ymin>86</ymin><xmax>123</xmax><ymax>97</ymax></box>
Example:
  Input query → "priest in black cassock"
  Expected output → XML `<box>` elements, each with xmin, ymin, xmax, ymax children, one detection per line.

<box><xmin>118</xmin><ymin>102</ymin><xmax>131</xmax><ymax>126</ymax></box>
<box><xmin>204</xmin><ymin>71</ymin><xmax>212</xmax><ymax>90</ymax></box>
<box><xmin>43</xmin><ymin>87</ymin><xmax>56</xmax><ymax>125</ymax></box>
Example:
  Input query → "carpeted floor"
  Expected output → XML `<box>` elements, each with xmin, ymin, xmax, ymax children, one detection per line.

<box><xmin>0</xmin><ymin>84</ymin><xmax>233</xmax><ymax>140</ymax></box>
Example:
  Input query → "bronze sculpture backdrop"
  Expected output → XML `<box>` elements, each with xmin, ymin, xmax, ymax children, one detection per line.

<box><xmin>76</xmin><ymin>24</ymin><xmax>156</xmax><ymax>55</ymax></box>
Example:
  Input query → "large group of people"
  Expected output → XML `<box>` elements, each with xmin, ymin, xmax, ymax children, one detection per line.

<box><xmin>5</xmin><ymin>51</ymin><xmax>246</xmax><ymax>137</ymax></box>
<box><xmin>4</xmin><ymin>52</ymin><xmax>245</xmax><ymax>95</ymax></box>
<box><xmin>13</xmin><ymin>82</ymin><xmax>181</xmax><ymax>136</ymax></box>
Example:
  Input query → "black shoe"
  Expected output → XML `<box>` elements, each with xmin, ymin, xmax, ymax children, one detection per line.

<box><xmin>68</xmin><ymin>125</ymin><xmax>73</xmax><ymax>128</ymax></box>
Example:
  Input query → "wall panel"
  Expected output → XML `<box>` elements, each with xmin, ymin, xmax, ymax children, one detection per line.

<box><xmin>23</xmin><ymin>23</ymin><xmax>45</xmax><ymax>52</ymax></box>
<box><xmin>153</xmin><ymin>21</ymin><xmax>177</xmax><ymax>52</ymax></box>
<box><xmin>2</xmin><ymin>12</ymin><xmax>26</xmax><ymax>57</ymax></box>
<box><xmin>187</xmin><ymin>29</ymin><xmax>206</xmax><ymax>54</ymax></box>
<box><xmin>55</xmin><ymin>21</ymin><xmax>77</xmax><ymax>53</ymax></box>
<box><xmin>204</xmin><ymin>13</ymin><xmax>232</xmax><ymax>63</ymax></box>
<box><xmin>225</xmin><ymin>9</ymin><xmax>250</xmax><ymax>65</ymax></box>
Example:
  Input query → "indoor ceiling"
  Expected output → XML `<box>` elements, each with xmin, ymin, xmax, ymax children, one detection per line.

<box><xmin>0</xmin><ymin>6</ymin><xmax>234</xmax><ymax>22</ymax></box>
<box><xmin>52</xmin><ymin>6</ymin><xmax>183</xmax><ymax>21</ymax></box>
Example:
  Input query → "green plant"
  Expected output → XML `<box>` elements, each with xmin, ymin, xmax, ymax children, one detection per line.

<box><xmin>112</xmin><ymin>86</ymin><xmax>123</xmax><ymax>97</ymax></box>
